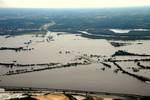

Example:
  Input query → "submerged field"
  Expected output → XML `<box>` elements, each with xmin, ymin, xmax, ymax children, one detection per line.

<box><xmin>0</xmin><ymin>31</ymin><xmax>150</xmax><ymax>97</ymax></box>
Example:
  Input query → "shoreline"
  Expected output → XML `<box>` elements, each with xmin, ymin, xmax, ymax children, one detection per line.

<box><xmin>0</xmin><ymin>86</ymin><xmax>147</xmax><ymax>98</ymax></box>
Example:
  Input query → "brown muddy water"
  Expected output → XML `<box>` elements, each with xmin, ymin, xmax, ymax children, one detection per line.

<box><xmin>0</xmin><ymin>31</ymin><xmax>150</xmax><ymax>96</ymax></box>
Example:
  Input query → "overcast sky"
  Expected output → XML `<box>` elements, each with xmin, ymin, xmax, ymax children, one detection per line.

<box><xmin>0</xmin><ymin>0</ymin><xmax>150</xmax><ymax>8</ymax></box>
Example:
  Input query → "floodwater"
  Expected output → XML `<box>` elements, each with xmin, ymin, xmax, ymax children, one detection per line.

<box><xmin>0</xmin><ymin>31</ymin><xmax>150</xmax><ymax>96</ymax></box>
<box><xmin>109</xmin><ymin>29</ymin><xmax>130</xmax><ymax>33</ymax></box>
<box><xmin>109</xmin><ymin>29</ymin><xmax>150</xmax><ymax>33</ymax></box>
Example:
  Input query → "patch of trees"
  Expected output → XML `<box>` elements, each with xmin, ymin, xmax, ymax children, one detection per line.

<box><xmin>0</xmin><ymin>47</ymin><xmax>34</xmax><ymax>52</ymax></box>
<box><xmin>112</xmin><ymin>50</ymin><xmax>150</xmax><ymax>57</ymax></box>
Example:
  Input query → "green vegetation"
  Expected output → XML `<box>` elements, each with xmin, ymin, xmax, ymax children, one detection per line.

<box><xmin>1</xmin><ymin>7</ymin><xmax>150</xmax><ymax>40</ymax></box>
<box><xmin>112</xmin><ymin>50</ymin><xmax>150</xmax><ymax>57</ymax></box>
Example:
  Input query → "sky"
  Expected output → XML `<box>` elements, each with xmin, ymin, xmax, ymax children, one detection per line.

<box><xmin>0</xmin><ymin>0</ymin><xmax>150</xmax><ymax>8</ymax></box>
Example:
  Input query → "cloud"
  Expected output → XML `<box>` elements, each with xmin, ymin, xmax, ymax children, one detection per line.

<box><xmin>1</xmin><ymin>0</ymin><xmax>150</xmax><ymax>8</ymax></box>
<box><xmin>0</xmin><ymin>0</ymin><xmax>6</xmax><ymax>7</ymax></box>
<box><xmin>0</xmin><ymin>0</ymin><xmax>3</xmax><ymax>4</ymax></box>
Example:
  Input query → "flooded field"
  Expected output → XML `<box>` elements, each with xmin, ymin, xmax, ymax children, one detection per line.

<box><xmin>0</xmin><ymin>31</ymin><xmax>150</xmax><ymax>96</ymax></box>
